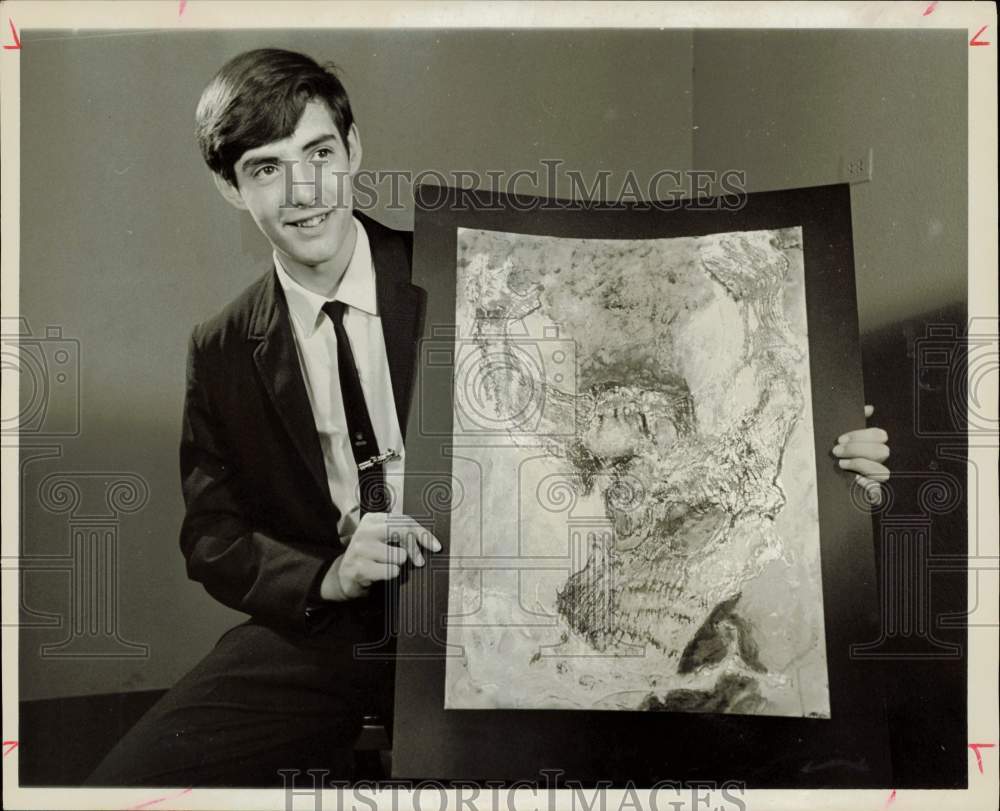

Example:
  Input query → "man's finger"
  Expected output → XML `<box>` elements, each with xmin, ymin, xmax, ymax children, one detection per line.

<box><xmin>832</xmin><ymin>441</ymin><xmax>890</xmax><ymax>463</ymax></box>
<box><xmin>360</xmin><ymin>559</ymin><xmax>402</xmax><ymax>583</ymax></box>
<box><xmin>864</xmin><ymin>404</ymin><xmax>875</xmax><ymax>419</ymax></box>
<box><xmin>369</xmin><ymin>542</ymin><xmax>408</xmax><ymax>566</ymax></box>
<box><xmin>837</xmin><ymin>457</ymin><xmax>890</xmax><ymax>481</ymax></box>
<box><xmin>358</xmin><ymin>511</ymin><xmax>389</xmax><ymax>529</ymax></box>
<box><xmin>383</xmin><ymin>526</ymin><xmax>424</xmax><ymax>563</ymax></box>
<box><xmin>837</xmin><ymin>427</ymin><xmax>888</xmax><ymax>445</ymax></box>
<box><xmin>391</xmin><ymin>516</ymin><xmax>442</xmax><ymax>553</ymax></box>
<box><xmin>855</xmin><ymin>474</ymin><xmax>883</xmax><ymax>506</ymax></box>
<box><xmin>415</xmin><ymin>528</ymin><xmax>442</xmax><ymax>553</ymax></box>
<box><xmin>352</xmin><ymin>512</ymin><xmax>390</xmax><ymax>547</ymax></box>
<box><xmin>408</xmin><ymin>538</ymin><xmax>425</xmax><ymax>567</ymax></box>
<box><xmin>392</xmin><ymin>531</ymin><xmax>424</xmax><ymax>567</ymax></box>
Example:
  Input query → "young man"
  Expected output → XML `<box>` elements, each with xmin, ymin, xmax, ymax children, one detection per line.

<box><xmin>86</xmin><ymin>48</ymin><xmax>891</xmax><ymax>787</ymax></box>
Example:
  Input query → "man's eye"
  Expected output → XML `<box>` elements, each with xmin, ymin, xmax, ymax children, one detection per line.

<box><xmin>313</xmin><ymin>147</ymin><xmax>333</xmax><ymax>160</ymax></box>
<box><xmin>254</xmin><ymin>165</ymin><xmax>278</xmax><ymax>179</ymax></box>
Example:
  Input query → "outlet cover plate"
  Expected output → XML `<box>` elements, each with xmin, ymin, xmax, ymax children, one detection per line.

<box><xmin>841</xmin><ymin>148</ymin><xmax>874</xmax><ymax>184</ymax></box>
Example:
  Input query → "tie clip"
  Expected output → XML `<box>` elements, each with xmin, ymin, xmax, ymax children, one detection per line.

<box><xmin>358</xmin><ymin>448</ymin><xmax>400</xmax><ymax>471</ymax></box>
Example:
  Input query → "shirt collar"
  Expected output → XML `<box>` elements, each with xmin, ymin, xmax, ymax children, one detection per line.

<box><xmin>273</xmin><ymin>216</ymin><xmax>379</xmax><ymax>337</ymax></box>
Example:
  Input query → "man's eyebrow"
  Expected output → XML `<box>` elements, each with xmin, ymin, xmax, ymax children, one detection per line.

<box><xmin>301</xmin><ymin>133</ymin><xmax>341</xmax><ymax>152</ymax></box>
<box><xmin>239</xmin><ymin>134</ymin><xmax>341</xmax><ymax>173</ymax></box>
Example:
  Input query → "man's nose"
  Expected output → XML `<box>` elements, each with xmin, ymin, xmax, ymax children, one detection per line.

<box><xmin>287</xmin><ymin>160</ymin><xmax>323</xmax><ymax>207</ymax></box>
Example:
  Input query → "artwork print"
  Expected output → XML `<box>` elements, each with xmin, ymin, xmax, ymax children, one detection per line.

<box><xmin>443</xmin><ymin>225</ymin><xmax>830</xmax><ymax>717</ymax></box>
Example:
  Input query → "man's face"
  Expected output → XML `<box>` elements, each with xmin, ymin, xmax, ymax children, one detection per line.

<box><xmin>216</xmin><ymin>99</ymin><xmax>362</xmax><ymax>278</ymax></box>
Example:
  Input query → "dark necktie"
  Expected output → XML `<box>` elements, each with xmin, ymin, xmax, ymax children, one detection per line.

<box><xmin>321</xmin><ymin>300</ymin><xmax>390</xmax><ymax>515</ymax></box>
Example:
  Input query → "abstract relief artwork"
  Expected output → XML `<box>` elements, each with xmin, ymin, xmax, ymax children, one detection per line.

<box><xmin>443</xmin><ymin>226</ymin><xmax>830</xmax><ymax>717</ymax></box>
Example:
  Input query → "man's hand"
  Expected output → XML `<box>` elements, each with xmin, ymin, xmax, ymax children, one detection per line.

<box><xmin>320</xmin><ymin>512</ymin><xmax>442</xmax><ymax>601</ymax></box>
<box><xmin>832</xmin><ymin>404</ymin><xmax>891</xmax><ymax>505</ymax></box>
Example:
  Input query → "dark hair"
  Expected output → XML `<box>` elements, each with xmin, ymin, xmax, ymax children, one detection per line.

<box><xmin>195</xmin><ymin>48</ymin><xmax>354</xmax><ymax>187</ymax></box>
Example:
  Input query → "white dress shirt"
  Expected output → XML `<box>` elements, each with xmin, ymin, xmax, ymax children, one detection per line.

<box><xmin>274</xmin><ymin>216</ymin><xmax>406</xmax><ymax>543</ymax></box>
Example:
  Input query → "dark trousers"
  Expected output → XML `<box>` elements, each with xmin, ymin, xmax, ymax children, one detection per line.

<box><xmin>84</xmin><ymin>618</ymin><xmax>395</xmax><ymax>787</ymax></box>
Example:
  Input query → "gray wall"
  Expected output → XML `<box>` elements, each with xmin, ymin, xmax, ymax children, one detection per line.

<box><xmin>18</xmin><ymin>29</ymin><xmax>695</xmax><ymax>700</ymax></box>
<box><xmin>692</xmin><ymin>29</ymin><xmax>967</xmax><ymax>332</ymax></box>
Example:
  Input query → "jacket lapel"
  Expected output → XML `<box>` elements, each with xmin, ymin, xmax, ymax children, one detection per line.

<box><xmin>248</xmin><ymin>271</ymin><xmax>334</xmax><ymax>510</ymax></box>
<box><xmin>361</xmin><ymin>214</ymin><xmax>425</xmax><ymax>436</ymax></box>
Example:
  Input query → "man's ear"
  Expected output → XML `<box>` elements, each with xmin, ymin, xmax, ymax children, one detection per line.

<box><xmin>212</xmin><ymin>172</ymin><xmax>249</xmax><ymax>211</ymax></box>
<box><xmin>347</xmin><ymin>123</ymin><xmax>363</xmax><ymax>176</ymax></box>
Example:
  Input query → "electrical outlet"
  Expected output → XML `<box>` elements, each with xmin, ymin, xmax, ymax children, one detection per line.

<box><xmin>841</xmin><ymin>148</ymin><xmax>874</xmax><ymax>184</ymax></box>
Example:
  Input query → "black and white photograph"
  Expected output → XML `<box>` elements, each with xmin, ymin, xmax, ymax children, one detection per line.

<box><xmin>1</xmin><ymin>2</ymin><xmax>996</xmax><ymax>810</ymax></box>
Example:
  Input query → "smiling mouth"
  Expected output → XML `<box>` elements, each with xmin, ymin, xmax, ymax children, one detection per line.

<box><xmin>288</xmin><ymin>210</ymin><xmax>332</xmax><ymax>229</ymax></box>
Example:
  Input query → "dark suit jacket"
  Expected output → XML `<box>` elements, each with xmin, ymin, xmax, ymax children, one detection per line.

<box><xmin>179</xmin><ymin>211</ymin><xmax>425</xmax><ymax>635</ymax></box>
